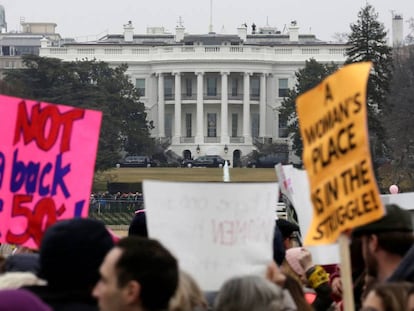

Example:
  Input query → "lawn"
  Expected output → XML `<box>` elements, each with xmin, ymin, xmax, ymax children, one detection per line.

<box><xmin>93</xmin><ymin>167</ymin><xmax>278</xmax><ymax>192</ymax></box>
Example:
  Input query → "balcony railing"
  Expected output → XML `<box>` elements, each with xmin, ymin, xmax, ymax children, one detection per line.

<box><xmin>42</xmin><ymin>45</ymin><xmax>348</xmax><ymax>64</ymax></box>
<box><xmin>204</xmin><ymin>136</ymin><xmax>220</xmax><ymax>143</ymax></box>
<box><xmin>228</xmin><ymin>93</ymin><xmax>243</xmax><ymax>100</ymax></box>
<box><xmin>180</xmin><ymin>136</ymin><xmax>195</xmax><ymax>143</ymax></box>
<box><xmin>230</xmin><ymin>136</ymin><xmax>245</xmax><ymax>143</ymax></box>
<box><xmin>181</xmin><ymin>93</ymin><xmax>196</xmax><ymax>100</ymax></box>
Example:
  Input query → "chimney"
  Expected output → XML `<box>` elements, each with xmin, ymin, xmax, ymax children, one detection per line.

<box><xmin>392</xmin><ymin>14</ymin><xmax>403</xmax><ymax>47</ymax></box>
<box><xmin>175</xmin><ymin>25</ymin><xmax>185</xmax><ymax>42</ymax></box>
<box><xmin>288</xmin><ymin>21</ymin><xmax>299</xmax><ymax>42</ymax></box>
<box><xmin>237</xmin><ymin>24</ymin><xmax>247</xmax><ymax>41</ymax></box>
<box><xmin>123</xmin><ymin>21</ymin><xmax>134</xmax><ymax>42</ymax></box>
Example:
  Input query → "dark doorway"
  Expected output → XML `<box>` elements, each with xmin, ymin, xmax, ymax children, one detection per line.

<box><xmin>233</xmin><ymin>150</ymin><xmax>241</xmax><ymax>167</ymax></box>
<box><xmin>183</xmin><ymin>149</ymin><xmax>192</xmax><ymax>160</ymax></box>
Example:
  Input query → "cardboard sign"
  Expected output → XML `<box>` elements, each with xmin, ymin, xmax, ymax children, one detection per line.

<box><xmin>0</xmin><ymin>95</ymin><xmax>102</xmax><ymax>249</ymax></box>
<box><xmin>296</xmin><ymin>62</ymin><xmax>384</xmax><ymax>246</ymax></box>
<box><xmin>276</xmin><ymin>164</ymin><xmax>340</xmax><ymax>264</ymax></box>
<box><xmin>143</xmin><ymin>180</ymin><xmax>278</xmax><ymax>291</ymax></box>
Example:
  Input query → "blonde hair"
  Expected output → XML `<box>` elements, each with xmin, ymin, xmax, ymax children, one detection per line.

<box><xmin>169</xmin><ymin>271</ymin><xmax>207</xmax><ymax>311</ymax></box>
<box><xmin>281</xmin><ymin>259</ymin><xmax>303</xmax><ymax>286</ymax></box>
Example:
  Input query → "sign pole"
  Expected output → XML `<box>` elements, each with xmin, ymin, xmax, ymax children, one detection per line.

<box><xmin>338</xmin><ymin>233</ymin><xmax>355</xmax><ymax>311</ymax></box>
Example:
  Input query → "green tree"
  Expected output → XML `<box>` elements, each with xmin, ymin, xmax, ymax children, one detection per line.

<box><xmin>279</xmin><ymin>58</ymin><xmax>337</xmax><ymax>159</ymax></box>
<box><xmin>0</xmin><ymin>55</ymin><xmax>154</xmax><ymax>171</ymax></box>
<box><xmin>345</xmin><ymin>3</ymin><xmax>393</xmax><ymax>160</ymax></box>
<box><xmin>380</xmin><ymin>46</ymin><xmax>414</xmax><ymax>191</ymax></box>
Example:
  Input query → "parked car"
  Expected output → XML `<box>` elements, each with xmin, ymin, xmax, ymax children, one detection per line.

<box><xmin>182</xmin><ymin>155</ymin><xmax>230</xmax><ymax>168</ymax></box>
<box><xmin>120</xmin><ymin>156</ymin><xmax>157</xmax><ymax>168</ymax></box>
<box><xmin>247</xmin><ymin>154</ymin><xmax>288</xmax><ymax>168</ymax></box>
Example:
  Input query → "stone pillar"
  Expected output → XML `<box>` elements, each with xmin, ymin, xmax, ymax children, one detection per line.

<box><xmin>259</xmin><ymin>73</ymin><xmax>267</xmax><ymax>138</ymax></box>
<box><xmin>196</xmin><ymin>71</ymin><xmax>204</xmax><ymax>144</ymax></box>
<box><xmin>221</xmin><ymin>71</ymin><xmax>229</xmax><ymax>144</ymax></box>
<box><xmin>243</xmin><ymin>72</ymin><xmax>252</xmax><ymax>143</ymax></box>
<box><xmin>157</xmin><ymin>73</ymin><xmax>165</xmax><ymax>138</ymax></box>
<box><xmin>173</xmin><ymin>72</ymin><xmax>181</xmax><ymax>143</ymax></box>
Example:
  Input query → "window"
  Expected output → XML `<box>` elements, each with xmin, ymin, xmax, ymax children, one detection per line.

<box><xmin>164</xmin><ymin>77</ymin><xmax>173</xmax><ymax>99</ymax></box>
<box><xmin>165</xmin><ymin>114</ymin><xmax>173</xmax><ymax>137</ymax></box>
<box><xmin>186</xmin><ymin>78</ymin><xmax>192</xmax><ymax>97</ymax></box>
<box><xmin>207</xmin><ymin>113</ymin><xmax>217</xmax><ymax>137</ymax></box>
<box><xmin>278</xmin><ymin>114</ymin><xmax>288</xmax><ymax>138</ymax></box>
<box><xmin>185</xmin><ymin>113</ymin><xmax>192</xmax><ymax>137</ymax></box>
<box><xmin>231</xmin><ymin>78</ymin><xmax>238</xmax><ymax>96</ymax></box>
<box><xmin>136</xmin><ymin>78</ymin><xmax>146</xmax><ymax>97</ymax></box>
<box><xmin>278</xmin><ymin>78</ymin><xmax>289</xmax><ymax>97</ymax></box>
<box><xmin>251</xmin><ymin>113</ymin><xmax>259</xmax><ymax>137</ymax></box>
<box><xmin>251</xmin><ymin>77</ymin><xmax>260</xmax><ymax>97</ymax></box>
<box><xmin>232</xmin><ymin>113</ymin><xmax>238</xmax><ymax>137</ymax></box>
<box><xmin>207</xmin><ymin>77</ymin><xmax>217</xmax><ymax>96</ymax></box>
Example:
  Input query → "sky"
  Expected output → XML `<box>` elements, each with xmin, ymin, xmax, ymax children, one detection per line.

<box><xmin>1</xmin><ymin>0</ymin><xmax>413</xmax><ymax>42</ymax></box>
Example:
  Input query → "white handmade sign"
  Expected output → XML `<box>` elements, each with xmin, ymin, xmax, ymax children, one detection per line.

<box><xmin>143</xmin><ymin>180</ymin><xmax>278</xmax><ymax>291</ymax></box>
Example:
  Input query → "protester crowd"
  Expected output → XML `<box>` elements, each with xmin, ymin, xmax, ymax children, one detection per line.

<box><xmin>1</xmin><ymin>203</ymin><xmax>414</xmax><ymax>311</ymax></box>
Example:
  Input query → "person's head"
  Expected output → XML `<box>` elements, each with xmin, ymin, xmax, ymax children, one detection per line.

<box><xmin>169</xmin><ymin>270</ymin><xmax>207</xmax><ymax>311</ymax></box>
<box><xmin>39</xmin><ymin>218</ymin><xmax>114</xmax><ymax>291</ymax></box>
<box><xmin>93</xmin><ymin>236</ymin><xmax>179</xmax><ymax>311</ymax></box>
<box><xmin>276</xmin><ymin>219</ymin><xmax>300</xmax><ymax>250</ymax></box>
<box><xmin>407</xmin><ymin>285</ymin><xmax>414</xmax><ymax>311</ymax></box>
<box><xmin>4</xmin><ymin>253</ymin><xmax>39</xmax><ymax>274</ymax></box>
<box><xmin>214</xmin><ymin>275</ymin><xmax>287</xmax><ymax>311</ymax></box>
<box><xmin>0</xmin><ymin>289</ymin><xmax>52</xmax><ymax>311</ymax></box>
<box><xmin>352</xmin><ymin>204</ymin><xmax>414</xmax><ymax>279</ymax></box>
<box><xmin>362</xmin><ymin>282</ymin><xmax>411</xmax><ymax>311</ymax></box>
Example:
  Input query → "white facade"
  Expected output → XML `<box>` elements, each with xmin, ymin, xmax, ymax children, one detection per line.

<box><xmin>40</xmin><ymin>22</ymin><xmax>348</xmax><ymax>165</ymax></box>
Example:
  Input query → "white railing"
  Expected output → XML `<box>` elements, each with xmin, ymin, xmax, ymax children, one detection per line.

<box><xmin>41</xmin><ymin>44</ymin><xmax>348</xmax><ymax>63</ymax></box>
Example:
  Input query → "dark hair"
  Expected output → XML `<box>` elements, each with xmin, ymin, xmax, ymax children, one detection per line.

<box><xmin>366</xmin><ymin>282</ymin><xmax>412</xmax><ymax>310</ymax></box>
<box><xmin>376</xmin><ymin>231</ymin><xmax>414</xmax><ymax>257</ymax></box>
<box><xmin>115</xmin><ymin>236</ymin><xmax>178</xmax><ymax>311</ymax></box>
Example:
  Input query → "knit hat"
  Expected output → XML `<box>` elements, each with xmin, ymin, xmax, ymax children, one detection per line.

<box><xmin>285</xmin><ymin>247</ymin><xmax>305</xmax><ymax>276</ymax></box>
<box><xmin>128</xmin><ymin>209</ymin><xmax>148</xmax><ymax>237</ymax></box>
<box><xmin>276</xmin><ymin>219</ymin><xmax>300</xmax><ymax>239</ymax></box>
<box><xmin>5</xmin><ymin>253</ymin><xmax>39</xmax><ymax>274</ymax></box>
<box><xmin>39</xmin><ymin>218</ymin><xmax>114</xmax><ymax>290</ymax></box>
<box><xmin>352</xmin><ymin>204</ymin><xmax>413</xmax><ymax>237</ymax></box>
<box><xmin>0</xmin><ymin>289</ymin><xmax>52</xmax><ymax>311</ymax></box>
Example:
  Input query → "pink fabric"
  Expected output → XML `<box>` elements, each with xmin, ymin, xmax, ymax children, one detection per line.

<box><xmin>285</xmin><ymin>247</ymin><xmax>305</xmax><ymax>276</ymax></box>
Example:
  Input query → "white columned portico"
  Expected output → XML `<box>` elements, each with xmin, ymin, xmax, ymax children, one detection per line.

<box><xmin>157</xmin><ymin>73</ymin><xmax>165</xmax><ymax>138</ymax></box>
<box><xmin>173</xmin><ymin>71</ymin><xmax>181</xmax><ymax>144</ymax></box>
<box><xmin>243</xmin><ymin>72</ymin><xmax>252</xmax><ymax>143</ymax></box>
<box><xmin>259</xmin><ymin>73</ymin><xmax>267</xmax><ymax>138</ymax></box>
<box><xmin>196</xmin><ymin>71</ymin><xmax>204</xmax><ymax>144</ymax></box>
<box><xmin>221</xmin><ymin>71</ymin><xmax>229</xmax><ymax>144</ymax></box>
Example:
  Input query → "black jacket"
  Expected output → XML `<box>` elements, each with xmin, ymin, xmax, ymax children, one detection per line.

<box><xmin>24</xmin><ymin>285</ymin><xmax>99</xmax><ymax>311</ymax></box>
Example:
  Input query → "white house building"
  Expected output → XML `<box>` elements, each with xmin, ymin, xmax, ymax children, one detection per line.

<box><xmin>39</xmin><ymin>21</ymin><xmax>348</xmax><ymax>166</ymax></box>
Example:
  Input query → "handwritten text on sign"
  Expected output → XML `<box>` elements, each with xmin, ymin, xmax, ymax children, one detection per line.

<box><xmin>296</xmin><ymin>62</ymin><xmax>384</xmax><ymax>246</ymax></box>
<box><xmin>0</xmin><ymin>95</ymin><xmax>102</xmax><ymax>249</ymax></box>
<box><xmin>143</xmin><ymin>181</ymin><xmax>278</xmax><ymax>291</ymax></box>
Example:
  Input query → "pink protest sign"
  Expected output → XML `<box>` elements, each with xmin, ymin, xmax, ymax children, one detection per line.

<box><xmin>0</xmin><ymin>95</ymin><xmax>102</xmax><ymax>249</ymax></box>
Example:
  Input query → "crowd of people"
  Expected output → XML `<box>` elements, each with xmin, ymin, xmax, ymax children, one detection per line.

<box><xmin>0</xmin><ymin>203</ymin><xmax>414</xmax><ymax>311</ymax></box>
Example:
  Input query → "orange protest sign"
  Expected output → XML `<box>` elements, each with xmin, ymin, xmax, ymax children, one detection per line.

<box><xmin>296</xmin><ymin>62</ymin><xmax>384</xmax><ymax>246</ymax></box>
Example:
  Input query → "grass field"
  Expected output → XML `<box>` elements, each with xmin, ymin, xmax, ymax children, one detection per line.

<box><xmin>93</xmin><ymin>167</ymin><xmax>278</xmax><ymax>191</ymax></box>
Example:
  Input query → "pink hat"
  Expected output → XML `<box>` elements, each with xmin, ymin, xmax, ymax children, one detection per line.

<box><xmin>285</xmin><ymin>247</ymin><xmax>305</xmax><ymax>276</ymax></box>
